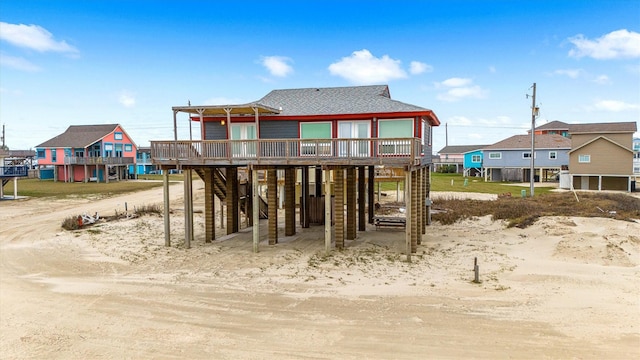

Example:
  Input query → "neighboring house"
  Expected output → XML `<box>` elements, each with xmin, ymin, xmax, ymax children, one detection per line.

<box><xmin>151</xmin><ymin>85</ymin><xmax>440</xmax><ymax>255</ymax></box>
<box><xmin>483</xmin><ymin>134</ymin><xmax>570</xmax><ymax>182</ymax></box>
<box><xmin>435</xmin><ymin>145</ymin><xmax>485</xmax><ymax>174</ymax></box>
<box><xmin>35</xmin><ymin>124</ymin><xmax>137</xmax><ymax>182</ymax></box>
<box><xmin>633</xmin><ymin>137</ymin><xmax>640</xmax><ymax>175</ymax></box>
<box><xmin>532</xmin><ymin>120</ymin><xmax>571</xmax><ymax>137</ymax></box>
<box><xmin>130</xmin><ymin>146</ymin><xmax>157</xmax><ymax>176</ymax></box>
<box><xmin>1</xmin><ymin>149</ymin><xmax>31</xmax><ymax>199</ymax></box>
<box><xmin>568</xmin><ymin>122</ymin><xmax>637</xmax><ymax>191</ymax></box>
<box><xmin>462</xmin><ymin>146</ymin><xmax>488</xmax><ymax>177</ymax></box>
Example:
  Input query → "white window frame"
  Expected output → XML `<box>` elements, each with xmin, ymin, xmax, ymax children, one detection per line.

<box><xmin>471</xmin><ymin>154</ymin><xmax>481</xmax><ymax>163</ymax></box>
<box><xmin>489</xmin><ymin>152</ymin><xmax>501</xmax><ymax>159</ymax></box>
<box><xmin>522</xmin><ymin>152</ymin><xmax>536</xmax><ymax>159</ymax></box>
<box><xmin>549</xmin><ymin>151</ymin><xmax>557</xmax><ymax>160</ymax></box>
<box><xmin>578</xmin><ymin>154</ymin><xmax>591</xmax><ymax>163</ymax></box>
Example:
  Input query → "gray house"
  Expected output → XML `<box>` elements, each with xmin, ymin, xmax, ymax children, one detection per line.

<box><xmin>483</xmin><ymin>134</ymin><xmax>570</xmax><ymax>182</ymax></box>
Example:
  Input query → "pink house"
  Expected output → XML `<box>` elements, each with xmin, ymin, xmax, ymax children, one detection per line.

<box><xmin>35</xmin><ymin>124</ymin><xmax>137</xmax><ymax>182</ymax></box>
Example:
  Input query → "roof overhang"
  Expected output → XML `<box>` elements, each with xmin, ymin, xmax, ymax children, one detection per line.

<box><xmin>173</xmin><ymin>103</ymin><xmax>280</xmax><ymax>117</ymax></box>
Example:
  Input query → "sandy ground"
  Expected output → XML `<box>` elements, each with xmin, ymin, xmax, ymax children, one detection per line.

<box><xmin>1</xmin><ymin>180</ymin><xmax>639</xmax><ymax>359</ymax></box>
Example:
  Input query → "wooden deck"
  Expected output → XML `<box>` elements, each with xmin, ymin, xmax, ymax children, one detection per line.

<box><xmin>151</xmin><ymin>138</ymin><xmax>423</xmax><ymax>167</ymax></box>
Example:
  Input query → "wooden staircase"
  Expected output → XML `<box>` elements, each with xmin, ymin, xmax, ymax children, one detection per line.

<box><xmin>194</xmin><ymin>168</ymin><xmax>268</xmax><ymax>219</ymax></box>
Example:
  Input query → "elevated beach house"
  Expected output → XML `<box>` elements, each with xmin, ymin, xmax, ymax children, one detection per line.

<box><xmin>151</xmin><ymin>85</ymin><xmax>440</xmax><ymax>257</ymax></box>
<box><xmin>35</xmin><ymin>124</ymin><xmax>137</xmax><ymax>182</ymax></box>
<box><xmin>483</xmin><ymin>134</ymin><xmax>570</xmax><ymax>182</ymax></box>
<box><xmin>568</xmin><ymin>122</ymin><xmax>637</xmax><ymax>191</ymax></box>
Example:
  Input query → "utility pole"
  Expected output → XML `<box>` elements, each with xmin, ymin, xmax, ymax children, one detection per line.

<box><xmin>445</xmin><ymin>122</ymin><xmax>448</xmax><ymax>147</ymax></box>
<box><xmin>528</xmin><ymin>83</ymin><xmax>538</xmax><ymax>197</ymax></box>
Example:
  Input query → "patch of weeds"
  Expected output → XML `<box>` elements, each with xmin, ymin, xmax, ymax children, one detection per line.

<box><xmin>86</xmin><ymin>228</ymin><xmax>102</xmax><ymax>235</ymax></box>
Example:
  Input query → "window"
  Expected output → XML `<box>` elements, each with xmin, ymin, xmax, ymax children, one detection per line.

<box><xmin>115</xmin><ymin>144</ymin><xmax>123</xmax><ymax>157</ymax></box>
<box><xmin>51</xmin><ymin>149</ymin><xmax>57</xmax><ymax>162</ymax></box>
<box><xmin>378</xmin><ymin>119</ymin><xmax>413</xmax><ymax>155</ymax></box>
<box><xmin>74</xmin><ymin>149</ymin><xmax>84</xmax><ymax>157</ymax></box>
<box><xmin>300</xmin><ymin>122</ymin><xmax>332</xmax><ymax>156</ymax></box>
<box><xmin>471</xmin><ymin>154</ymin><xmax>481</xmax><ymax>163</ymax></box>
<box><xmin>549</xmin><ymin>151</ymin><xmax>557</xmax><ymax>160</ymax></box>
<box><xmin>489</xmin><ymin>152</ymin><xmax>501</xmax><ymax>159</ymax></box>
<box><xmin>114</xmin><ymin>132</ymin><xmax>123</xmax><ymax>140</ymax></box>
<box><xmin>125</xmin><ymin>144</ymin><xmax>132</xmax><ymax>152</ymax></box>
<box><xmin>37</xmin><ymin>149</ymin><xmax>45</xmax><ymax>158</ymax></box>
<box><xmin>578</xmin><ymin>154</ymin><xmax>590</xmax><ymax>163</ymax></box>
<box><xmin>104</xmin><ymin>143</ymin><xmax>113</xmax><ymax>157</ymax></box>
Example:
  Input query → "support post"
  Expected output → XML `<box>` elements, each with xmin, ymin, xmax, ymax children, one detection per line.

<box><xmin>335</xmin><ymin>167</ymin><xmax>345</xmax><ymax>249</ymax></box>
<box><xmin>183</xmin><ymin>170</ymin><xmax>193</xmax><ymax>249</ymax></box>
<box><xmin>267</xmin><ymin>168</ymin><xmax>278</xmax><ymax>245</ymax></box>
<box><xmin>301</xmin><ymin>166</ymin><xmax>310</xmax><ymax>228</ymax></box>
<box><xmin>324</xmin><ymin>168</ymin><xmax>332</xmax><ymax>254</ymax></box>
<box><xmin>285</xmin><ymin>167</ymin><xmax>296</xmax><ymax>236</ymax></box>
<box><xmin>405</xmin><ymin>169</ymin><xmax>412</xmax><ymax>262</ymax></box>
<box><xmin>411</xmin><ymin>169</ymin><xmax>418</xmax><ymax>253</ymax></box>
<box><xmin>252</xmin><ymin>168</ymin><xmax>260</xmax><ymax>253</ymax></box>
<box><xmin>368</xmin><ymin>166</ymin><xmax>375</xmax><ymax>224</ymax></box>
<box><xmin>346</xmin><ymin>167</ymin><xmax>356</xmax><ymax>240</ymax></box>
<box><xmin>204</xmin><ymin>168</ymin><xmax>215</xmax><ymax>243</ymax></box>
<box><xmin>163</xmin><ymin>170</ymin><xmax>170</xmax><ymax>246</ymax></box>
<box><xmin>358</xmin><ymin>166</ymin><xmax>366</xmax><ymax>231</ymax></box>
<box><xmin>226</xmin><ymin>167</ymin><xmax>239</xmax><ymax>234</ymax></box>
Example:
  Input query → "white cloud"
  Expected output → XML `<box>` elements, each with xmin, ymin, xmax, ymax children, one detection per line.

<box><xmin>435</xmin><ymin>77</ymin><xmax>488</xmax><ymax>102</ymax></box>
<box><xmin>553</xmin><ymin>68</ymin><xmax>583</xmax><ymax>79</ymax></box>
<box><xmin>118</xmin><ymin>91</ymin><xmax>136</xmax><ymax>108</ymax></box>
<box><xmin>438</xmin><ymin>77</ymin><xmax>472</xmax><ymax>88</ymax></box>
<box><xmin>568</xmin><ymin>29</ymin><xmax>640</xmax><ymax>59</ymax></box>
<box><xmin>593</xmin><ymin>74</ymin><xmax>611</xmax><ymax>84</ymax></box>
<box><xmin>0</xmin><ymin>54</ymin><xmax>41</xmax><ymax>72</ymax></box>
<box><xmin>488</xmin><ymin>66</ymin><xmax>496</xmax><ymax>73</ymax></box>
<box><xmin>328</xmin><ymin>49</ymin><xmax>407</xmax><ymax>84</ymax></box>
<box><xmin>409</xmin><ymin>61</ymin><xmax>432</xmax><ymax>75</ymax></box>
<box><xmin>592</xmin><ymin>100</ymin><xmax>639</xmax><ymax>112</ymax></box>
<box><xmin>260</xmin><ymin>56</ymin><xmax>293</xmax><ymax>77</ymax></box>
<box><xmin>0</xmin><ymin>22</ymin><xmax>78</xmax><ymax>54</ymax></box>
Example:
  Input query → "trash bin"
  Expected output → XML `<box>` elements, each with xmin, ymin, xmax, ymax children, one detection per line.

<box><xmin>521</xmin><ymin>189</ymin><xmax>526</xmax><ymax>198</ymax></box>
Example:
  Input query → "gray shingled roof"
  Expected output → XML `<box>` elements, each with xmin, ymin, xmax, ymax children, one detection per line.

<box><xmin>257</xmin><ymin>85</ymin><xmax>432</xmax><ymax>116</ymax></box>
<box><xmin>36</xmin><ymin>124</ymin><xmax>119</xmax><ymax>148</ymax></box>
<box><xmin>484</xmin><ymin>134</ymin><xmax>571</xmax><ymax>150</ymax></box>
<box><xmin>568</xmin><ymin>121</ymin><xmax>637</xmax><ymax>134</ymax></box>
<box><xmin>533</xmin><ymin>120</ymin><xmax>637</xmax><ymax>134</ymax></box>
<box><xmin>534</xmin><ymin>120</ymin><xmax>570</xmax><ymax>131</ymax></box>
<box><xmin>437</xmin><ymin>145</ymin><xmax>487</xmax><ymax>154</ymax></box>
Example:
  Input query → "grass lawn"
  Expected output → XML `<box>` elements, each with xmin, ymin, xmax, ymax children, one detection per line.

<box><xmin>379</xmin><ymin>173</ymin><xmax>556</xmax><ymax>196</ymax></box>
<box><xmin>7</xmin><ymin>172</ymin><xmax>558</xmax><ymax>199</ymax></box>
<box><xmin>7</xmin><ymin>178</ymin><xmax>168</xmax><ymax>198</ymax></box>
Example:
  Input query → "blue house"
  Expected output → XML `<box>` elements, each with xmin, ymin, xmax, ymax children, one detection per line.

<box><xmin>483</xmin><ymin>134</ymin><xmax>570</xmax><ymax>182</ymax></box>
<box><xmin>462</xmin><ymin>146</ymin><xmax>487</xmax><ymax>177</ymax></box>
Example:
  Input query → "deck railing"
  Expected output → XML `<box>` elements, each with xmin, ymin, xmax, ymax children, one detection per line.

<box><xmin>151</xmin><ymin>138</ymin><xmax>422</xmax><ymax>165</ymax></box>
<box><xmin>64</xmin><ymin>156</ymin><xmax>135</xmax><ymax>165</ymax></box>
<box><xmin>0</xmin><ymin>165</ymin><xmax>29</xmax><ymax>177</ymax></box>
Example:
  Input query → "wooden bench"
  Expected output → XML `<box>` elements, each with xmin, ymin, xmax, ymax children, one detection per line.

<box><xmin>374</xmin><ymin>216</ymin><xmax>406</xmax><ymax>230</ymax></box>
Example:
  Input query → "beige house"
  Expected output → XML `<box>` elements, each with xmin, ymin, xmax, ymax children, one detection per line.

<box><xmin>568</xmin><ymin>122</ymin><xmax>637</xmax><ymax>191</ymax></box>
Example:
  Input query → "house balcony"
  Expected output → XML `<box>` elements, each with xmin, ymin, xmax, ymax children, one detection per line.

<box><xmin>150</xmin><ymin>138</ymin><xmax>424</xmax><ymax>167</ymax></box>
<box><xmin>64</xmin><ymin>156</ymin><xmax>135</xmax><ymax>165</ymax></box>
<box><xmin>0</xmin><ymin>165</ymin><xmax>29</xmax><ymax>178</ymax></box>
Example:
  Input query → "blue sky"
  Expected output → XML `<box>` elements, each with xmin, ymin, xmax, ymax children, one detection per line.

<box><xmin>1</xmin><ymin>0</ymin><xmax>639</xmax><ymax>152</ymax></box>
